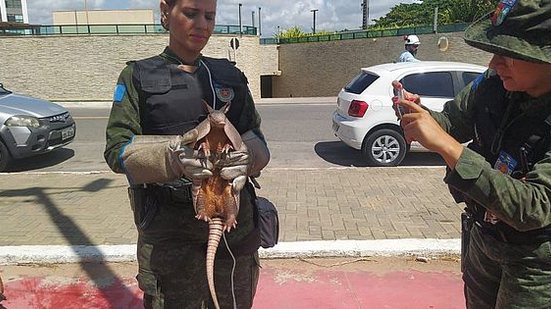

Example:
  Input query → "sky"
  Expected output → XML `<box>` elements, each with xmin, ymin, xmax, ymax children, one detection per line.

<box><xmin>25</xmin><ymin>0</ymin><xmax>416</xmax><ymax>37</ymax></box>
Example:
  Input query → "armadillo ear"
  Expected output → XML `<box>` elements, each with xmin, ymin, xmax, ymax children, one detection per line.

<box><xmin>202</xmin><ymin>100</ymin><xmax>214</xmax><ymax>113</ymax></box>
<box><xmin>221</xmin><ymin>102</ymin><xmax>231</xmax><ymax>114</ymax></box>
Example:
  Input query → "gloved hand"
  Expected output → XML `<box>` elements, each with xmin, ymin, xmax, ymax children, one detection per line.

<box><xmin>218</xmin><ymin>149</ymin><xmax>250</xmax><ymax>192</ymax></box>
<box><xmin>217</xmin><ymin>130</ymin><xmax>270</xmax><ymax>192</ymax></box>
<box><xmin>171</xmin><ymin>134</ymin><xmax>213</xmax><ymax>180</ymax></box>
<box><xmin>122</xmin><ymin>129</ymin><xmax>213</xmax><ymax>185</ymax></box>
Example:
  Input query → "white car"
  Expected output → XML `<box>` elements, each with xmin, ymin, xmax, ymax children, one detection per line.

<box><xmin>332</xmin><ymin>61</ymin><xmax>486</xmax><ymax>167</ymax></box>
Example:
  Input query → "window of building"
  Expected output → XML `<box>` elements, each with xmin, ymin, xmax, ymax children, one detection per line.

<box><xmin>7</xmin><ymin>14</ymin><xmax>23</xmax><ymax>23</ymax></box>
<box><xmin>6</xmin><ymin>0</ymin><xmax>23</xmax><ymax>9</ymax></box>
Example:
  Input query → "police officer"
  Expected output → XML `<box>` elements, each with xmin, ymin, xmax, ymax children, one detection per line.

<box><xmin>393</xmin><ymin>0</ymin><xmax>551</xmax><ymax>307</ymax></box>
<box><xmin>104</xmin><ymin>0</ymin><xmax>270</xmax><ymax>308</ymax></box>
<box><xmin>397</xmin><ymin>34</ymin><xmax>421</xmax><ymax>62</ymax></box>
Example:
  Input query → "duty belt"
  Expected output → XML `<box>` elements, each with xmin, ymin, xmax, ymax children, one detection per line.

<box><xmin>470</xmin><ymin>211</ymin><xmax>551</xmax><ymax>244</ymax></box>
<box><xmin>132</xmin><ymin>180</ymin><xmax>193</xmax><ymax>204</ymax></box>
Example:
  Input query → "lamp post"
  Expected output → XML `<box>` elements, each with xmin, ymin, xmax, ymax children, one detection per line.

<box><xmin>238</xmin><ymin>3</ymin><xmax>242</xmax><ymax>37</ymax></box>
<box><xmin>310</xmin><ymin>9</ymin><xmax>318</xmax><ymax>34</ymax></box>
<box><xmin>258</xmin><ymin>7</ymin><xmax>262</xmax><ymax>36</ymax></box>
<box><xmin>84</xmin><ymin>0</ymin><xmax>89</xmax><ymax>25</ymax></box>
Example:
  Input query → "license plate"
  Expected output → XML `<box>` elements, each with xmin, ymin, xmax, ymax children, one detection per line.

<box><xmin>61</xmin><ymin>126</ymin><xmax>75</xmax><ymax>140</ymax></box>
<box><xmin>332</xmin><ymin>121</ymin><xmax>339</xmax><ymax>132</ymax></box>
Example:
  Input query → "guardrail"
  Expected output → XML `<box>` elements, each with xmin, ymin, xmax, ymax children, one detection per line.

<box><xmin>0</xmin><ymin>24</ymin><xmax>257</xmax><ymax>36</ymax></box>
<box><xmin>260</xmin><ymin>23</ymin><xmax>469</xmax><ymax>45</ymax></box>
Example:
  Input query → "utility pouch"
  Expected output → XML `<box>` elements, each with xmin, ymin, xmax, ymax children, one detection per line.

<box><xmin>128</xmin><ymin>186</ymin><xmax>159</xmax><ymax>231</ymax></box>
<box><xmin>256</xmin><ymin>197</ymin><xmax>279</xmax><ymax>248</ymax></box>
<box><xmin>461</xmin><ymin>211</ymin><xmax>474</xmax><ymax>273</ymax></box>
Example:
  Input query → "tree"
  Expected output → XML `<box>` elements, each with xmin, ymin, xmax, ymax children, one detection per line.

<box><xmin>372</xmin><ymin>0</ymin><xmax>498</xmax><ymax>28</ymax></box>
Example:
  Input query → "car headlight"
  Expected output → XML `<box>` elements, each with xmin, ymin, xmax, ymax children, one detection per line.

<box><xmin>5</xmin><ymin>115</ymin><xmax>41</xmax><ymax>128</ymax></box>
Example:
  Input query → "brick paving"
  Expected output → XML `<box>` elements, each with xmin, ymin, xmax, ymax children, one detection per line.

<box><xmin>0</xmin><ymin>166</ymin><xmax>462</xmax><ymax>247</ymax></box>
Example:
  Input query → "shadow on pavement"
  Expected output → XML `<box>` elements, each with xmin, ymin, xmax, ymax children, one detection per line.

<box><xmin>6</xmin><ymin>148</ymin><xmax>74</xmax><ymax>172</ymax></box>
<box><xmin>0</xmin><ymin>178</ymin><xmax>141</xmax><ymax>307</ymax></box>
<box><xmin>314</xmin><ymin>141</ymin><xmax>445</xmax><ymax>167</ymax></box>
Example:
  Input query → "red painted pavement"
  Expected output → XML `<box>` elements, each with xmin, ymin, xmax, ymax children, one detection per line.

<box><xmin>0</xmin><ymin>262</ymin><xmax>464</xmax><ymax>308</ymax></box>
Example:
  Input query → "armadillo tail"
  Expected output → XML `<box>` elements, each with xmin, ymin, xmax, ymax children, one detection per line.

<box><xmin>207</xmin><ymin>218</ymin><xmax>224</xmax><ymax>309</ymax></box>
<box><xmin>0</xmin><ymin>274</ymin><xmax>5</xmax><ymax>302</ymax></box>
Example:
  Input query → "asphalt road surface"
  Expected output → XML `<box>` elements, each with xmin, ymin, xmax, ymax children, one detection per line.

<box><xmin>6</xmin><ymin>102</ymin><xmax>445</xmax><ymax>173</ymax></box>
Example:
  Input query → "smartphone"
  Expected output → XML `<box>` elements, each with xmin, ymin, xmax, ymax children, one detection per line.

<box><xmin>393</xmin><ymin>87</ymin><xmax>406</xmax><ymax>119</ymax></box>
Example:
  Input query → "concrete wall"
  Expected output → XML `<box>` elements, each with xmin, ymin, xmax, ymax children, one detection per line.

<box><xmin>0</xmin><ymin>31</ymin><xmax>493</xmax><ymax>100</ymax></box>
<box><xmin>53</xmin><ymin>10</ymin><xmax>155</xmax><ymax>25</ymax></box>
<box><xmin>0</xmin><ymin>34</ymin><xmax>262</xmax><ymax>101</ymax></box>
<box><xmin>272</xmin><ymin>33</ymin><xmax>493</xmax><ymax>97</ymax></box>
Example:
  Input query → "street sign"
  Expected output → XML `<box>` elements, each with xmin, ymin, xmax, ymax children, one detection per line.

<box><xmin>230</xmin><ymin>38</ymin><xmax>240</xmax><ymax>50</ymax></box>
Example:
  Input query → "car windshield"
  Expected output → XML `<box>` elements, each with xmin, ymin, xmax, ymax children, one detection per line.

<box><xmin>344</xmin><ymin>72</ymin><xmax>379</xmax><ymax>95</ymax></box>
<box><xmin>0</xmin><ymin>84</ymin><xmax>12</xmax><ymax>96</ymax></box>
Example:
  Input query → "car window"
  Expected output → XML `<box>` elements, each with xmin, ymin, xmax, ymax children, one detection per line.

<box><xmin>462</xmin><ymin>71</ymin><xmax>483</xmax><ymax>87</ymax></box>
<box><xmin>400</xmin><ymin>72</ymin><xmax>454</xmax><ymax>98</ymax></box>
<box><xmin>344</xmin><ymin>72</ymin><xmax>379</xmax><ymax>95</ymax></box>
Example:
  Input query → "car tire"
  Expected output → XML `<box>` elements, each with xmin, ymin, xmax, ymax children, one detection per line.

<box><xmin>0</xmin><ymin>140</ymin><xmax>12</xmax><ymax>172</ymax></box>
<box><xmin>362</xmin><ymin>129</ymin><xmax>407</xmax><ymax>167</ymax></box>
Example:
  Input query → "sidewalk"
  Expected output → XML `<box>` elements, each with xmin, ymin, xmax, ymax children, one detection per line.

<box><xmin>0</xmin><ymin>166</ymin><xmax>462</xmax><ymax>262</ymax></box>
<box><xmin>0</xmin><ymin>167</ymin><xmax>466</xmax><ymax>308</ymax></box>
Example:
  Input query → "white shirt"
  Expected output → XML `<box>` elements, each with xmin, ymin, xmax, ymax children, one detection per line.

<box><xmin>397</xmin><ymin>50</ymin><xmax>420</xmax><ymax>63</ymax></box>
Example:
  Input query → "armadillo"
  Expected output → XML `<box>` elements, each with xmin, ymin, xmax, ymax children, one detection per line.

<box><xmin>193</xmin><ymin>100</ymin><xmax>247</xmax><ymax>309</ymax></box>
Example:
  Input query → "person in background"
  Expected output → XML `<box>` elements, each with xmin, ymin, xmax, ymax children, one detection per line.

<box><xmin>103</xmin><ymin>0</ymin><xmax>270</xmax><ymax>307</ymax></box>
<box><xmin>397</xmin><ymin>34</ymin><xmax>421</xmax><ymax>62</ymax></box>
<box><xmin>393</xmin><ymin>0</ymin><xmax>551</xmax><ymax>307</ymax></box>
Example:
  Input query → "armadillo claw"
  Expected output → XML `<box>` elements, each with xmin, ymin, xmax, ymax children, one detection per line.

<box><xmin>225</xmin><ymin>217</ymin><xmax>237</xmax><ymax>232</ymax></box>
<box><xmin>196</xmin><ymin>214</ymin><xmax>210</xmax><ymax>222</ymax></box>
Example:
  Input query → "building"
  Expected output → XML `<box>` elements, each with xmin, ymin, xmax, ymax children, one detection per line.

<box><xmin>53</xmin><ymin>9</ymin><xmax>155</xmax><ymax>26</ymax></box>
<box><xmin>0</xmin><ymin>0</ymin><xmax>29</xmax><ymax>23</ymax></box>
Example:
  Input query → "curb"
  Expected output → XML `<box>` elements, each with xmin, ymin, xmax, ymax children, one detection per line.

<box><xmin>0</xmin><ymin>239</ymin><xmax>460</xmax><ymax>265</ymax></box>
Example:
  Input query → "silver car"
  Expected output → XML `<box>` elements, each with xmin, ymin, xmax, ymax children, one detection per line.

<box><xmin>0</xmin><ymin>83</ymin><xmax>76</xmax><ymax>171</ymax></box>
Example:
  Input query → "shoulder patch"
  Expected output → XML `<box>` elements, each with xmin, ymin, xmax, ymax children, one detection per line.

<box><xmin>113</xmin><ymin>84</ymin><xmax>126</xmax><ymax>103</ymax></box>
<box><xmin>471</xmin><ymin>73</ymin><xmax>485</xmax><ymax>92</ymax></box>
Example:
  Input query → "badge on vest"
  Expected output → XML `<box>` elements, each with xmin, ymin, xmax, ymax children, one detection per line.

<box><xmin>215</xmin><ymin>86</ymin><xmax>235</xmax><ymax>103</ymax></box>
<box><xmin>494</xmin><ymin>150</ymin><xmax>517</xmax><ymax>176</ymax></box>
<box><xmin>491</xmin><ymin>0</ymin><xmax>518</xmax><ymax>26</ymax></box>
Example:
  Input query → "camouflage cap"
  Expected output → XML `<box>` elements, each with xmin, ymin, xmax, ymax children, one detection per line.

<box><xmin>464</xmin><ymin>0</ymin><xmax>551</xmax><ymax>64</ymax></box>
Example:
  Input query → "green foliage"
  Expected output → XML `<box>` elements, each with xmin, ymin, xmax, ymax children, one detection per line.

<box><xmin>372</xmin><ymin>0</ymin><xmax>498</xmax><ymax>28</ymax></box>
<box><xmin>274</xmin><ymin>26</ymin><xmax>332</xmax><ymax>39</ymax></box>
<box><xmin>275</xmin><ymin>26</ymin><xmax>306</xmax><ymax>39</ymax></box>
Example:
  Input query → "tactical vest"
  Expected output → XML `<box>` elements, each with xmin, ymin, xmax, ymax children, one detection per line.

<box><xmin>130</xmin><ymin>55</ymin><xmax>260</xmax><ymax>252</ymax></box>
<box><xmin>462</xmin><ymin>75</ymin><xmax>551</xmax><ymax>242</ymax></box>
<box><xmin>132</xmin><ymin>55</ymin><xmax>248</xmax><ymax>135</ymax></box>
<box><xmin>468</xmin><ymin>75</ymin><xmax>551</xmax><ymax>178</ymax></box>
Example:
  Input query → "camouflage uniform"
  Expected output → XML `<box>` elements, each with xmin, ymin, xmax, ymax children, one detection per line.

<box><xmin>104</xmin><ymin>47</ymin><xmax>263</xmax><ymax>308</ymax></box>
<box><xmin>426</xmin><ymin>1</ymin><xmax>551</xmax><ymax>307</ymax></box>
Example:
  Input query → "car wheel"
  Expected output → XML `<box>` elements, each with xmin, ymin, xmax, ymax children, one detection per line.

<box><xmin>0</xmin><ymin>140</ymin><xmax>12</xmax><ymax>172</ymax></box>
<box><xmin>362</xmin><ymin>129</ymin><xmax>407</xmax><ymax>167</ymax></box>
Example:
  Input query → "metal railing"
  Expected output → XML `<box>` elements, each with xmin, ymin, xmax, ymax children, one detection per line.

<box><xmin>0</xmin><ymin>24</ymin><xmax>257</xmax><ymax>36</ymax></box>
<box><xmin>260</xmin><ymin>23</ymin><xmax>469</xmax><ymax>45</ymax></box>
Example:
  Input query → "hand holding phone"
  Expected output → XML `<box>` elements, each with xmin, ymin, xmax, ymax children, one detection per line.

<box><xmin>392</xmin><ymin>82</ymin><xmax>407</xmax><ymax>119</ymax></box>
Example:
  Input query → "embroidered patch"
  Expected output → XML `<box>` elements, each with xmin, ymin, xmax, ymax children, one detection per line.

<box><xmin>491</xmin><ymin>0</ymin><xmax>518</xmax><ymax>26</ymax></box>
<box><xmin>471</xmin><ymin>73</ymin><xmax>485</xmax><ymax>91</ymax></box>
<box><xmin>113</xmin><ymin>84</ymin><xmax>126</xmax><ymax>103</ymax></box>
<box><xmin>494</xmin><ymin>150</ymin><xmax>518</xmax><ymax>175</ymax></box>
<box><xmin>215</xmin><ymin>86</ymin><xmax>235</xmax><ymax>103</ymax></box>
